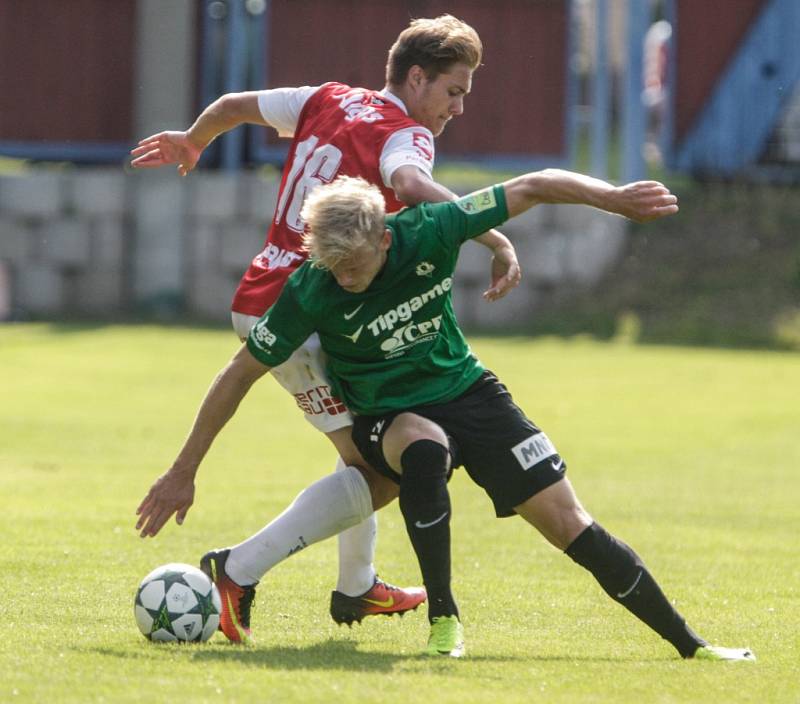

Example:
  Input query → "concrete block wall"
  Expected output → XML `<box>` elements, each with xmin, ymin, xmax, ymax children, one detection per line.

<box><xmin>447</xmin><ymin>194</ymin><xmax>628</xmax><ymax>331</ymax></box>
<box><xmin>0</xmin><ymin>168</ymin><xmax>629</xmax><ymax>329</ymax></box>
<box><xmin>182</xmin><ymin>171</ymin><xmax>277</xmax><ymax>320</ymax></box>
<box><xmin>0</xmin><ymin>170</ymin><xmax>129</xmax><ymax>317</ymax></box>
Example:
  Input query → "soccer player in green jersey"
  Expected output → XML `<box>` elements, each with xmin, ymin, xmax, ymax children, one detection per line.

<box><xmin>147</xmin><ymin>169</ymin><xmax>755</xmax><ymax>661</ymax></box>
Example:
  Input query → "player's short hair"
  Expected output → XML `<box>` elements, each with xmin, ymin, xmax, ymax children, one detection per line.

<box><xmin>301</xmin><ymin>176</ymin><xmax>386</xmax><ymax>270</ymax></box>
<box><xmin>386</xmin><ymin>14</ymin><xmax>482</xmax><ymax>85</ymax></box>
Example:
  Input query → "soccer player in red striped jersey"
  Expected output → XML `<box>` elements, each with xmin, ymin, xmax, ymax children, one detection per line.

<box><xmin>132</xmin><ymin>15</ymin><xmax>521</xmax><ymax>642</ymax></box>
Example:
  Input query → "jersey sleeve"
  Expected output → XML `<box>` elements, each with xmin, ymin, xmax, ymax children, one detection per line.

<box><xmin>257</xmin><ymin>86</ymin><xmax>320</xmax><ymax>138</ymax></box>
<box><xmin>379</xmin><ymin>126</ymin><xmax>436</xmax><ymax>187</ymax></box>
<box><xmin>246</xmin><ymin>283</ymin><xmax>315</xmax><ymax>367</ymax></box>
<box><xmin>426</xmin><ymin>184</ymin><xmax>509</xmax><ymax>247</ymax></box>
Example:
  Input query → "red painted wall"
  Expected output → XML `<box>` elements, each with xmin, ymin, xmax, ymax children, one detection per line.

<box><xmin>263</xmin><ymin>0</ymin><xmax>569</xmax><ymax>158</ymax></box>
<box><xmin>0</xmin><ymin>0</ymin><xmax>568</xmax><ymax>160</ymax></box>
<box><xmin>0</xmin><ymin>0</ymin><xmax>136</xmax><ymax>143</ymax></box>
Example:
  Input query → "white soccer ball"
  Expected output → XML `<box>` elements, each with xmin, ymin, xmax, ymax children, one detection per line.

<box><xmin>134</xmin><ymin>563</ymin><xmax>221</xmax><ymax>642</ymax></box>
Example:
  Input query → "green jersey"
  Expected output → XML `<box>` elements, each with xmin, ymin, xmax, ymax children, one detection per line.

<box><xmin>246</xmin><ymin>184</ymin><xmax>509</xmax><ymax>415</ymax></box>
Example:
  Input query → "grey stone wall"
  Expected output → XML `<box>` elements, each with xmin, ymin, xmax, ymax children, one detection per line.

<box><xmin>0</xmin><ymin>170</ymin><xmax>130</xmax><ymax>318</ymax></box>
<box><xmin>0</xmin><ymin>168</ymin><xmax>628</xmax><ymax>328</ymax></box>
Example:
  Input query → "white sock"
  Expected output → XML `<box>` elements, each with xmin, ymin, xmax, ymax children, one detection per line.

<box><xmin>225</xmin><ymin>464</ymin><xmax>373</xmax><ymax>586</ymax></box>
<box><xmin>334</xmin><ymin>458</ymin><xmax>378</xmax><ymax>596</ymax></box>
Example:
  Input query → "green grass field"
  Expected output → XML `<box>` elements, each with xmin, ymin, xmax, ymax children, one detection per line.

<box><xmin>1</xmin><ymin>324</ymin><xmax>798</xmax><ymax>703</ymax></box>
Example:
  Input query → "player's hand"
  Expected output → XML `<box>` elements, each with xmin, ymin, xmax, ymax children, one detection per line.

<box><xmin>483</xmin><ymin>240</ymin><xmax>522</xmax><ymax>301</ymax></box>
<box><xmin>130</xmin><ymin>131</ymin><xmax>204</xmax><ymax>177</ymax></box>
<box><xmin>135</xmin><ymin>466</ymin><xmax>196</xmax><ymax>538</ymax></box>
<box><xmin>610</xmin><ymin>180</ymin><xmax>679</xmax><ymax>223</ymax></box>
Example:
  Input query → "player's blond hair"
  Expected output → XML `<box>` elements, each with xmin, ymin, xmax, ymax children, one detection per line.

<box><xmin>386</xmin><ymin>14</ymin><xmax>482</xmax><ymax>85</ymax></box>
<box><xmin>301</xmin><ymin>177</ymin><xmax>387</xmax><ymax>270</ymax></box>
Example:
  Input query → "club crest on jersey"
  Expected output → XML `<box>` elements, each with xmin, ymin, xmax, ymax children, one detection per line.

<box><xmin>415</xmin><ymin>261</ymin><xmax>435</xmax><ymax>277</ymax></box>
<box><xmin>412</xmin><ymin>132</ymin><xmax>434</xmax><ymax>160</ymax></box>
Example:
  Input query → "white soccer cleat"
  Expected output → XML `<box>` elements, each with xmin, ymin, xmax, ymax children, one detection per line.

<box><xmin>693</xmin><ymin>645</ymin><xmax>756</xmax><ymax>662</ymax></box>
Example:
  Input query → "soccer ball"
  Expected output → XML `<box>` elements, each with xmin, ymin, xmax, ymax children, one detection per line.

<box><xmin>134</xmin><ymin>563</ymin><xmax>221</xmax><ymax>642</ymax></box>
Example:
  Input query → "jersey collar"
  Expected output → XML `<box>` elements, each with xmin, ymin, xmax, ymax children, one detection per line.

<box><xmin>379</xmin><ymin>88</ymin><xmax>409</xmax><ymax>115</ymax></box>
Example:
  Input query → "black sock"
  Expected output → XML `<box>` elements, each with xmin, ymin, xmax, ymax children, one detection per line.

<box><xmin>398</xmin><ymin>439</ymin><xmax>458</xmax><ymax>621</ymax></box>
<box><xmin>565</xmin><ymin>522</ymin><xmax>706</xmax><ymax>657</ymax></box>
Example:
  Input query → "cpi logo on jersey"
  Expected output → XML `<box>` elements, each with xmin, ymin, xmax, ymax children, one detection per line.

<box><xmin>380</xmin><ymin>315</ymin><xmax>443</xmax><ymax>356</ymax></box>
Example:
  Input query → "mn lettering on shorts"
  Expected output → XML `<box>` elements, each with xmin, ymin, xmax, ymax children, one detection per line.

<box><xmin>352</xmin><ymin>371</ymin><xmax>567</xmax><ymax>517</ymax></box>
<box><xmin>232</xmin><ymin>313</ymin><xmax>353</xmax><ymax>433</ymax></box>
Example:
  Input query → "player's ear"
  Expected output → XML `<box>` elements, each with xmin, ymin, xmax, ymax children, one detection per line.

<box><xmin>380</xmin><ymin>229</ymin><xmax>392</xmax><ymax>250</ymax></box>
<box><xmin>408</xmin><ymin>65</ymin><xmax>425</xmax><ymax>88</ymax></box>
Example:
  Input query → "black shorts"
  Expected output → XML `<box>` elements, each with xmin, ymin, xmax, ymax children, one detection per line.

<box><xmin>351</xmin><ymin>371</ymin><xmax>567</xmax><ymax>517</ymax></box>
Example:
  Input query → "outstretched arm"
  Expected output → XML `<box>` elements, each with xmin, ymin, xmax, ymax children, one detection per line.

<box><xmin>135</xmin><ymin>344</ymin><xmax>270</xmax><ymax>537</ymax></box>
<box><xmin>391</xmin><ymin>165</ymin><xmax>521</xmax><ymax>301</ymax></box>
<box><xmin>130</xmin><ymin>92</ymin><xmax>267</xmax><ymax>176</ymax></box>
<box><xmin>503</xmin><ymin>168</ymin><xmax>679</xmax><ymax>222</ymax></box>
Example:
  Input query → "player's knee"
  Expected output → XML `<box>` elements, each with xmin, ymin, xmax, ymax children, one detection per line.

<box><xmin>382</xmin><ymin>414</ymin><xmax>447</xmax><ymax>471</ymax></box>
<box><xmin>515</xmin><ymin>479</ymin><xmax>592</xmax><ymax>549</ymax></box>
<box><xmin>399</xmin><ymin>439</ymin><xmax>450</xmax><ymax>482</ymax></box>
<box><xmin>327</xmin><ymin>427</ymin><xmax>368</xmax><ymax>468</ymax></box>
<box><xmin>561</xmin><ymin>504</ymin><xmax>593</xmax><ymax>547</ymax></box>
<box><xmin>356</xmin><ymin>464</ymin><xmax>399</xmax><ymax>510</ymax></box>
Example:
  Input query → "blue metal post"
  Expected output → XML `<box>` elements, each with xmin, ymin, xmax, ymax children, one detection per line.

<box><xmin>591</xmin><ymin>0</ymin><xmax>611</xmax><ymax>178</ymax></box>
<box><xmin>200</xmin><ymin>1</ymin><xmax>222</xmax><ymax>110</ymax></box>
<box><xmin>248</xmin><ymin>0</ymin><xmax>271</xmax><ymax>161</ymax></box>
<box><xmin>621</xmin><ymin>0</ymin><xmax>649</xmax><ymax>182</ymax></box>
<box><xmin>564</xmin><ymin>0</ymin><xmax>581</xmax><ymax>169</ymax></box>
<box><xmin>660</xmin><ymin>0</ymin><xmax>677</xmax><ymax>170</ymax></box>
<box><xmin>198</xmin><ymin>1</ymin><xmax>227</xmax><ymax>168</ymax></box>
<box><xmin>221</xmin><ymin>0</ymin><xmax>248</xmax><ymax>171</ymax></box>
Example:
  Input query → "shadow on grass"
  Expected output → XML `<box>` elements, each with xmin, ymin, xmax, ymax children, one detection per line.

<box><xmin>84</xmin><ymin>639</ymin><xmax>669</xmax><ymax>671</ymax></box>
<box><xmin>192</xmin><ymin>639</ymin><xmax>444</xmax><ymax>670</ymax></box>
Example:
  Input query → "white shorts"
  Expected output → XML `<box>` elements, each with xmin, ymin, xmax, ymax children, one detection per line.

<box><xmin>232</xmin><ymin>312</ymin><xmax>354</xmax><ymax>434</ymax></box>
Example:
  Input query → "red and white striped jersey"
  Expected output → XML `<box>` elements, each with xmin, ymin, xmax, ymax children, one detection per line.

<box><xmin>231</xmin><ymin>82</ymin><xmax>435</xmax><ymax>316</ymax></box>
